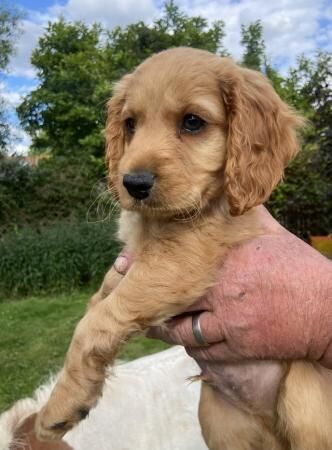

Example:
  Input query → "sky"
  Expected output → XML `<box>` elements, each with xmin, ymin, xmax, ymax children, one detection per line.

<box><xmin>1</xmin><ymin>0</ymin><xmax>332</xmax><ymax>154</ymax></box>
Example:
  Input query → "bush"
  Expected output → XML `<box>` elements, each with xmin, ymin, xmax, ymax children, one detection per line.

<box><xmin>267</xmin><ymin>147</ymin><xmax>332</xmax><ymax>239</ymax></box>
<box><xmin>0</xmin><ymin>221</ymin><xmax>120</xmax><ymax>299</ymax></box>
<box><xmin>0</xmin><ymin>155</ymin><xmax>106</xmax><ymax>236</ymax></box>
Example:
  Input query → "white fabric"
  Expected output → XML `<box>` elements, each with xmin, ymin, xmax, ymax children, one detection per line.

<box><xmin>0</xmin><ymin>347</ymin><xmax>208</xmax><ymax>450</ymax></box>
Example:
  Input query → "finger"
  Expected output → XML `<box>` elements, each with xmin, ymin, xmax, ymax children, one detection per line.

<box><xmin>147</xmin><ymin>311</ymin><xmax>225</xmax><ymax>347</ymax></box>
<box><xmin>113</xmin><ymin>248</ymin><xmax>134</xmax><ymax>275</ymax></box>
<box><xmin>147</xmin><ymin>325</ymin><xmax>180</xmax><ymax>345</ymax></box>
<box><xmin>183</xmin><ymin>295</ymin><xmax>212</xmax><ymax>313</ymax></box>
<box><xmin>186</xmin><ymin>341</ymin><xmax>242</xmax><ymax>363</ymax></box>
<box><xmin>114</xmin><ymin>256</ymin><xmax>128</xmax><ymax>274</ymax></box>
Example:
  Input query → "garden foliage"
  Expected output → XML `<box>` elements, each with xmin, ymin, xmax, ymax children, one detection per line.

<box><xmin>0</xmin><ymin>221</ymin><xmax>120</xmax><ymax>298</ymax></box>
<box><xmin>0</xmin><ymin>1</ymin><xmax>331</xmax><ymax>296</ymax></box>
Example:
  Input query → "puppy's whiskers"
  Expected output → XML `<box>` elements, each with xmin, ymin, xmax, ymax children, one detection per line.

<box><xmin>173</xmin><ymin>194</ymin><xmax>203</xmax><ymax>223</ymax></box>
<box><xmin>86</xmin><ymin>182</ymin><xmax>120</xmax><ymax>224</ymax></box>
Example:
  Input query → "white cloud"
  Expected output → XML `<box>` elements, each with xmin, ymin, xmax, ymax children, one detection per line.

<box><xmin>50</xmin><ymin>0</ymin><xmax>157</xmax><ymax>28</ymax></box>
<box><xmin>0</xmin><ymin>81</ymin><xmax>32</xmax><ymax>107</ymax></box>
<box><xmin>9</xmin><ymin>0</ymin><xmax>158</xmax><ymax>79</ymax></box>
<box><xmin>6</xmin><ymin>0</ymin><xmax>158</xmax><ymax>153</ymax></box>
<box><xmin>9</xmin><ymin>13</ymin><xmax>52</xmax><ymax>78</ymax></box>
<box><xmin>0</xmin><ymin>82</ymin><xmax>32</xmax><ymax>154</ymax></box>
<box><xmin>0</xmin><ymin>85</ymin><xmax>20</xmax><ymax>107</ymax></box>
<box><xmin>178</xmin><ymin>0</ymin><xmax>329</xmax><ymax>70</ymax></box>
<box><xmin>2</xmin><ymin>123</ymin><xmax>32</xmax><ymax>156</ymax></box>
<box><xmin>9</xmin><ymin>127</ymin><xmax>31</xmax><ymax>155</ymax></box>
<box><xmin>8</xmin><ymin>0</ymin><xmax>331</xmax><ymax>81</ymax></box>
<box><xmin>4</xmin><ymin>0</ymin><xmax>331</xmax><ymax>155</ymax></box>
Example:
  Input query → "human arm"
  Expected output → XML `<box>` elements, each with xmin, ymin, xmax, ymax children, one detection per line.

<box><xmin>147</xmin><ymin>211</ymin><xmax>332</xmax><ymax>369</ymax></box>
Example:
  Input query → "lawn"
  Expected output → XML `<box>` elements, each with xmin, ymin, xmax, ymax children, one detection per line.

<box><xmin>0</xmin><ymin>290</ymin><xmax>169</xmax><ymax>412</ymax></box>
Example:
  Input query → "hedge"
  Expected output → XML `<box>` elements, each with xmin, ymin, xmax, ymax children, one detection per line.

<box><xmin>0</xmin><ymin>155</ymin><xmax>106</xmax><ymax>236</ymax></box>
<box><xmin>0</xmin><ymin>221</ymin><xmax>120</xmax><ymax>299</ymax></box>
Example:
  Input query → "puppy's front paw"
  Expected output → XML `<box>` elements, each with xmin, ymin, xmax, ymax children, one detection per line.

<box><xmin>36</xmin><ymin>405</ymin><xmax>91</xmax><ymax>440</ymax></box>
<box><xmin>35</xmin><ymin>380</ymin><xmax>100</xmax><ymax>441</ymax></box>
<box><xmin>36</xmin><ymin>408</ymin><xmax>70</xmax><ymax>441</ymax></box>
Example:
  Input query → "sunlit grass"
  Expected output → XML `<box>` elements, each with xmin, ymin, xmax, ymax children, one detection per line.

<box><xmin>0</xmin><ymin>290</ymin><xmax>169</xmax><ymax>412</ymax></box>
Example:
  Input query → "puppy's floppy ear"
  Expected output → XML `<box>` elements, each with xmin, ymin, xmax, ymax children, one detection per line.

<box><xmin>105</xmin><ymin>75</ymin><xmax>132</xmax><ymax>189</ymax></box>
<box><xmin>220</xmin><ymin>62</ymin><xmax>304</xmax><ymax>216</ymax></box>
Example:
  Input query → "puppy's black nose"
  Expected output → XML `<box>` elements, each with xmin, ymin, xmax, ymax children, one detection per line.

<box><xmin>123</xmin><ymin>171</ymin><xmax>155</xmax><ymax>200</ymax></box>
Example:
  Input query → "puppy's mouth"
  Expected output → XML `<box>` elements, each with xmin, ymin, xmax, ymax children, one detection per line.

<box><xmin>126</xmin><ymin>196</ymin><xmax>203</xmax><ymax>222</ymax></box>
<box><xmin>119</xmin><ymin>175</ymin><xmax>204</xmax><ymax>220</ymax></box>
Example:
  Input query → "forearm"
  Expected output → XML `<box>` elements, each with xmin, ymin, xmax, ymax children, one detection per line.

<box><xmin>149</xmin><ymin>232</ymin><xmax>332</xmax><ymax>367</ymax></box>
<box><xmin>207</xmin><ymin>234</ymin><xmax>332</xmax><ymax>364</ymax></box>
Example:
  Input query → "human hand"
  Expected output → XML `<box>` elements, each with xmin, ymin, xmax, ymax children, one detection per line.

<box><xmin>114</xmin><ymin>208</ymin><xmax>332</xmax><ymax>369</ymax></box>
<box><xmin>113</xmin><ymin>209</ymin><xmax>332</xmax><ymax>404</ymax></box>
<box><xmin>148</xmin><ymin>208</ymin><xmax>332</xmax><ymax>370</ymax></box>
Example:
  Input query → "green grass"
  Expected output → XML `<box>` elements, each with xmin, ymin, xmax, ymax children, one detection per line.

<box><xmin>0</xmin><ymin>290</ymin><xmax>169</xmax><ymax>413</ymax></box>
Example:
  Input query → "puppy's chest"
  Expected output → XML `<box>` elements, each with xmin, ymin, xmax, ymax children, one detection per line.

<box><xmin>117</xmin><ymin>210</ymin><xmax>227</xmax><ymax>256</ymax></box>
<box><xmin>117</xmin><ymin>211</ymin><xmax>145</xmax><ymax>252</ymax></box>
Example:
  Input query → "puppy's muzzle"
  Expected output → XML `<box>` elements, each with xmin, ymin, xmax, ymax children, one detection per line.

<box><xmin>123</xmin><ymin>171</ymin><xmax>155</xmax><ymax>200</ymax></box>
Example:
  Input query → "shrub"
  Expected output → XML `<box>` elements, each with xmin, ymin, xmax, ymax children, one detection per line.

<box><xmin>267</xmin><ymin>147</ymin><xmax>332</xmax><ymax>239</ymax></box>
<box><xmin>0</xmin><ymin>155</ymin><xmax>106</xmax><ymax>236</ymax></box>
<box><xmin>0</xmin><ymin>221</ymin><xmax>120</xmax><ymax>299</ymax></box>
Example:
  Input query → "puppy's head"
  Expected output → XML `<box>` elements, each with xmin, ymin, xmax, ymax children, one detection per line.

<box><xmin>106</xmin><ymin>47</ymin><xmax>303</xmax><ymax>217</ymax></box>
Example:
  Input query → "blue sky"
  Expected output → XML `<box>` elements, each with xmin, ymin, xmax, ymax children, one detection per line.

<box><xmin>2</xmin><ymin>0</ymin><xmax>332</xmax><ymax>153</ymax></box>
<box><xmin>15</xmin><ymin>0</ymin><xmax>64</xmax><ymax>12</ymax></box>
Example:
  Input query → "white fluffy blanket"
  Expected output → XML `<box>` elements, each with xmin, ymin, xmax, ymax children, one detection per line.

<box><xmin>0</xmin><ymin>346</ymin><xmax>208</xmax><ymax>450</ymax></box>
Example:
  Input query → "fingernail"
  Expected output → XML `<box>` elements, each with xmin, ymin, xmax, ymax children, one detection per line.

<box><xmin>114</xmin><ymin>255</ymin><xmax>128</xmax><ymax>274</ymax></box>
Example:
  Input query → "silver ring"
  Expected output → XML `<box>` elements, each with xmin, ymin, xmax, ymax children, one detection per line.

<box><xmin>192</xmin><ymin>313</ymin><xmax>208</xmax><ymax>346</ymax></box>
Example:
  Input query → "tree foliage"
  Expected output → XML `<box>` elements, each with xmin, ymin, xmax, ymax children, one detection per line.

<box><xmin>17</xmin><ymin>2</ymin><xmax>225</xmax><ymax>163</ymax></box>
<box><xmin>241</xmin><ymin>20</ymin><xmax>265</xmax><ymax>71</ymax></box>
<box><xmin>0</xmin><ymin>221</ymin><xmax>119</xmax><ymax>297</ymax></box>
<box><xmin>0</xmin><ymin>3</ymin><xmax>22</xmax><ymax>152</ymax></box>
<box><xmin>0</xmin><ymin>155</ymin><xmax>106</xmax><ymax>235</ymax></box>
<box><xmin>0</xmin><ymin>97</ymin><xmax>9</xmax><ymax>152</ymax></box>
<box><xmin>107</xmin><ymin>1</ymin><xmax>225</xmax><ymax>75</ymax></box>
<box><xmin>17</xmin><ymin>20</ymin><xmax>108</xmax><ymax>159</ymax></box>
<box><xmin>268</xmin><ymin>51</ymin><xmax>332</xmax><ymax>236</ymax></box>
<box><xmin>8</xmin><ymin>3</ymin><xmax>332</xmax><ymax>238</ymax></box>
<box><xmin>0</xmin><ymin>3</ymin><xmax>21</xmax><ymax>70</ymax></box>
<box><xmin>295</xmin><ymin>52</ymin><xmax>332</xmax><ymax>180</ymax></box>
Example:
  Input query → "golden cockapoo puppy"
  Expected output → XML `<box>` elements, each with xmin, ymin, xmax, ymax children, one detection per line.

<box><xmin>36</xmin><ymin>48</ymin><xmax>332</xmax><ymax>450</ymax></box>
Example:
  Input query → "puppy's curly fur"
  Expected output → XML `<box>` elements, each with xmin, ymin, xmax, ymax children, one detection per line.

<box><xmin>36</xmin><ymin>48</ymin><xmax>332</xmax><ymax>449</ymax></box>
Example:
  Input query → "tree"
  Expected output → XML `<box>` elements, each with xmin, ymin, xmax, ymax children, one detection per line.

<box><xmin>17</xmin><ymin>19</ymin><xmax>109</xmax><ymax>160</ymax></box>
<box><xmin>0</xmin><ymin>97</ymin><xmax>9</xmax><ymax>152</ymax></box>
<box><xmin>17</xmin><ymin>2</ymin><xmax>225</xmax><ymax>163</ymax></box>
<box><xmin>107</xmin><ymin>1</ymin><xmax>225</xmax><ymax>76</ymax></box>
<box><xmin>241</xmin><ymin>20</ymin><xmax>265</xmax><ymax>71</ymax></box>
<box><xmin>295</xmin><ymin>52</ymin><xmax>332</xmax><ymax>179</ymax></box>
<box><xmin>14</xmin><ymin>5</ymin><xmax>331</xmax><ymax>237</ymax></box>
<box><xmin>0</xmin><ymin>3</ymin><xmax>22</xmax><ymax>152</ymax></box>
<box><xmin>0</xmin><ymin>3</ymin><xmax>21</xmax><ymax>70</ymax></box>
<box><xmin>268</xmin><ymin>51</ymin><xmax>332</xmax><ymax>236</ymax></box>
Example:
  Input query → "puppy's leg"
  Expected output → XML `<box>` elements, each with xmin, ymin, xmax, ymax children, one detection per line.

<box><xmin>36</xmin><ymin>241</ymin><xmax>218</xmax><ymax>440</ymax></box>
<box><xmin>199</xmin><ymin>383</ymin><xmax>285</xmax><ymax>450</ymax></box>
<box><xmin>277</xmin><ymin>361</ymin><xmax>332</xmax><ymax>450</ymax></box>
<box><xmin>86</xmin><ymin>266</ymin><xmax>124</xmax><ymax>311</ymax></box>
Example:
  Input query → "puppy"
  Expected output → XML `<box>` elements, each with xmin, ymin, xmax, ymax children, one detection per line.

<box><xmin>36</xmin><ymin>47</ymin><xmax>332</xmax><ymax>449</ymax></box>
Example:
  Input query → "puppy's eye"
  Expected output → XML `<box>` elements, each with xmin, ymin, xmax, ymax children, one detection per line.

<box><xmin>125</xmin><ymin>118</ymin><xmax>136</xmax><ymax>135</ymax></box>
<box><xmin>182</xmin><ymin>114</ymin><xmax>205</xmax><ymax>133</ymax></box>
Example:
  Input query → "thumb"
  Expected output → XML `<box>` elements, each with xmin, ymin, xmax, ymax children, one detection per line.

<box><xmin>114</xmin><ymin>248</ymin><xmax>134</xmax><ymax>275</ymax></box>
